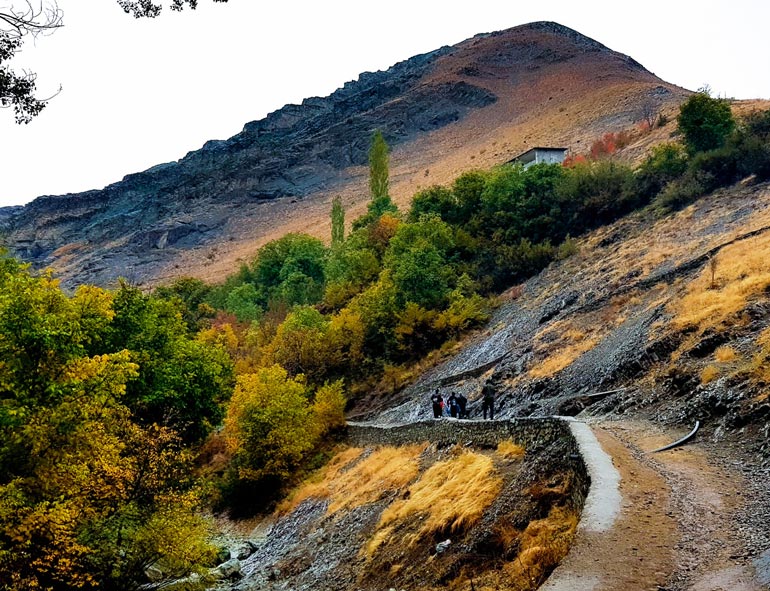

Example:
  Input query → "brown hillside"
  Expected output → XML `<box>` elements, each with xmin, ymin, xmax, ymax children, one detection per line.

<box><xmin>3</xmin><ymin>22</ymin><xmax>688</xmax><ymax>287</ymax></box>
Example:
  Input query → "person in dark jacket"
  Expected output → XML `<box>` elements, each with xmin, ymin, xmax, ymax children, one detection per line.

<box><xmin>481</xmin><ymin>383</ymin><xmax>495</xmax><ymax>420</ymax></box>
<box><xmin>431</xmin><ymin>389</ymin><xmax>443</xmax><ymax>418</ymax></box>
<box><xmin>447</xmin><ymin>392</ymin><xmax>459</xmax><ymax>418</ymax></box>
<box><xmin>456</xmin><ymin>392</ymin><xmax>468</xmax><ymax>419</ymax></box>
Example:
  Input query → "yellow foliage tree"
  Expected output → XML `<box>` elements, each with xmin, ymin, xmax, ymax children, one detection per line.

<box><xmin>224</xmin><ymin>365</ymin><xmax>316</xmax><ymax>483</ymax></box>
<box><xmin>0</xmin><ymin>258</ymin><xmax>216</xmax><ymax>590</ymax></box>
<box><xmin>312</xmin><ymin>380</ymin><xmax>347</xmax><ymax>436</ymax></box>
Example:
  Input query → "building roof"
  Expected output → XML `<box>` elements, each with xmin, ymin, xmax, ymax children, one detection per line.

<box><xmin>512</xmin><ymin>146</ymin><xmax>568</xmax><ymax>158</ymax></box>
<box><xmin>507</xmin><ymin>146</ymin><xmax>569</xmax><ymax>165</ymax></box>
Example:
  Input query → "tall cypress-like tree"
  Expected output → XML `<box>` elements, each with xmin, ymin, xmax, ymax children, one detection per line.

<box><xmin>369</xmin><ymin>130</ymin><xmax>389</xmax><ymax>200</ymax></box>
<box><xmin>331</xmin><ymin>196</ymin><xmax>345</xmax><ymax>246</ymax></box>
<box><xmin>352</xmin><ymin>131</ymin><xmax>399</xmax><ymax>230</ymax></box>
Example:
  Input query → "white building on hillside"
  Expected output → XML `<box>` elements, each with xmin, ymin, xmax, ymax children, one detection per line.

<box><xmin>509</xmin><ymin>147</ymin><xmax>568</xmax><ymax>168</ymax></box>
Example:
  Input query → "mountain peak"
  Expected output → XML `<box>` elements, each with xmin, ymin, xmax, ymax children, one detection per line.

<box><xmin>4</xmin><ymin>23</ymin><xmax>685</xmax><ymax>287</ymax></box>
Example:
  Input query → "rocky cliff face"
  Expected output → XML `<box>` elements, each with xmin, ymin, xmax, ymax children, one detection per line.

<box><xmin>3</xmin><ymin>21</ymin><xmax>686</xmax><ymax>287</ymax></box>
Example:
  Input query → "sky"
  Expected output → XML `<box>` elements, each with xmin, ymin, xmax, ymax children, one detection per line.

<box><xmin>1</xmin><ymin>0</ymin><xmax>769</xmax><ymax>207</ymax></box>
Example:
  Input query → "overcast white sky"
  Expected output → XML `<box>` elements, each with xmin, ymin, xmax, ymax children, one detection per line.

<box><xmin>1</xmin><ymin>0</ymin><xmax>769</xmax><ymax>207</ymax></box>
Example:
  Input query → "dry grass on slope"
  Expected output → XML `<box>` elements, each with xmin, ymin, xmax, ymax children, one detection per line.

<box><xmin>366</xmin><ymin>450</ymin><xmax>502</xmax><ymax>556</ymax></box>
<box><xmin>500</xmin><ymin>506</ymin><xmax>579</xmax><ymax>591</ymax></box>
<box><xmin>672</xmin><ymin>231</ymin><xmax>770</xmax><ymax>333</ymax></box>
<box><xmin>496</xmin><ymin>440</ymin><xmax>526</xmax><ymax>460</ymax></box>
<box><xmin>528</xmin><ymin>295</ymin><xmax>639</xmax><ymax>379</ymax></box>
<box><xmin>279</xmin><ymin>445</ymin><xmax>425</xmax><ymax>515</ymax></box>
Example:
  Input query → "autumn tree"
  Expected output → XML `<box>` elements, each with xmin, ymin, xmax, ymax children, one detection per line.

<box><xmin>224</xmin><ymin>365</ymin><xmax>314</xmax><ymax>488</ymax></box>
<box><xmin>0</xmin><ymin>256</ymin><xmax>216</xmax><ymax>590</ymax></box>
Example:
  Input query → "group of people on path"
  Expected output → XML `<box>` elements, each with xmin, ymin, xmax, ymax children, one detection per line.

<box><xmin>430</xmin><ymin>382</ymin><xmax>495</xmax><ymax>420</ymax></box>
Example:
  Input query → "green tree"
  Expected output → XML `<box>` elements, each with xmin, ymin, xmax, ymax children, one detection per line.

<box><xmin>385</xmin><ymin>215</ymin><xmax>456</xmax><ymax>310</ymax></box>
<box><xmin>677</xmin><ymin>89</ymin><xmax>736</xmax><ymax>155</ymax></box>
<box><xmin>225</xmin><ymin>282</ymin><xmax>262</xmax><ymax>322</ymax></box>
<box><xmin>452</xmin><ymin>170</ymin><xmax>487</xmax><ymax>225</ymax></box>
<box><xmin>324</xmin><ymin>228</ymin><xmax>381</xmax><ymax>309</ymax></box>
<box><xmin>369</xmin><ymin>129</ymin><xmax>389</xmax><ymax>201</ymax></box>
<box><xmin>105</xmin><ymin>283</ymin><xmax>234</xmax><ymax>444</ymax></box>
<box><xmin>408</xmin><ymin>185</ymin><xmax>456</xmax><ymax>222</ymax></box>
<box><xmin>331</xmin><ymin>195</ymin><xmax>345</xmax><ymax>246</ymax></box>
<box><xmin>154</xmin><ymin>276</ymin><xmax>214</xmax><ymax>331</ymax></box>
<box><xmin>251</xmin><ymin>233</ymin><xmax>328</xmax><ymax>308</ymax></box>
<box><xmin>353</xmin><ymin>131</ymin><xmax>399</xmax><ymax>230</ymax></box>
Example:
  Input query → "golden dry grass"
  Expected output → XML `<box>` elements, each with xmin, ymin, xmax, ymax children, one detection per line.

<box><xmin>496</xmin><ymin>440</ymin><xmax>526</xmax><ymax>460</ymax></box>
<box><xmin>530</xmin><ymin>336</ymin><xmax>599</xmax><ymax>378</ymax></box>
<box><xmin>714</xmin><ymin>345</ymin><xmax>738</xmax><ymax>362</ymax></box>
<box><xmin>530</xmin><ymin>297</ymin><xmax>642</xmax><ymax>379</ymax></box>
<box><xmin>757</xmin><ymin>326</ymin><xmax>770</xmax><ymax>349</ymax></box>
<box><xmin>503</xmin><ymin>505</ymin><xmax>579</xmax><ymax>590</ymax></box>
<box><xmin>744</xmin><ymin>327</ymin><xmax>770</xmax><ymax>387</ymax></box>
<box><xmin>672</xmin><ymin>233</ymin><xmax>770</xmax><ymax>332</ymax></box>
<box><xmin>279</xmin><ymin>445</ymin><xmax>424</xmax><ymax>516</ymax></box>
<box><xmin>700</xmin><ymin>364</ymin><xmax>720</xmax><ymax>385</ymax></box>
<box><xmin>376</xmin><ymin>450</ymin><xmax>502</xmax><ymax>542</ymax></box>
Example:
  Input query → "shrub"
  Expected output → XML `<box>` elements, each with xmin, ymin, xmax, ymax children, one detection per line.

<box><xmin>689</xmin><ymin>147</ymin><xmax>739</xmax><ymax>189</ymax></box>
<box><xmin>653</xmin><ymin>170</ymin><xmax>711</xmax><ymax>213</ymax></box>
<box><xmin>732</xmin><ymin>109</ymin><xmax>770</xmax><ymax>181</ymax></box>
<box><xmin>588</xmin><ymin>131</ymin><xmax>632</xmax><ymax>159</ymax></box>
<box><xmin>734</xmin><ymin>133</ymin><xmax>770</xmax><ymax>181</ymax></box>
<box><xmin>634</xmin><ymin>142</ymin><xmax>688</xmax><ymax>200</ymax></box>
<box><xmin>556</xmin><ymin>160</ymin><xmax>636</xmax><ymax>229</ymax></box>
<box><xmin>677</xmin><ymin>89</ymin><xmax>735</xmax><ymax>155</ymax></box>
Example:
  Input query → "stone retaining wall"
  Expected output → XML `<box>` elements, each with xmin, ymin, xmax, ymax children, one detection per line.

<box><xmin>347</xmin><ymin>417</ymin><xmax>571</xmax><ymax>451</ymax></box>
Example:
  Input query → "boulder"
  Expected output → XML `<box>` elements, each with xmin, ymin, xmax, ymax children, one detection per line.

<box><xmin>210</xmin><ymin>558</ymin><xmax>242</xmax><ymax>581</ymax></box>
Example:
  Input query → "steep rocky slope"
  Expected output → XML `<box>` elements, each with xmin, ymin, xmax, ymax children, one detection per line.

<box><xmin>366</xmin><ymin>179</ymin><xmax>770</xmax><ymax>447</ymax></box>
<box><xmin>1</xmin><ymin>21</ymin><xmax>687</xmax><ymax>288</ymax></box>
<box><xmin>345</xmin><ymin>179</ymin><xmax>770</xmax><ymax>590</ymax></box>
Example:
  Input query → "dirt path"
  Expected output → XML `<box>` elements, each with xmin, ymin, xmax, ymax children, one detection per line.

<box><xmin>543</xmin><ymin>419</ymin><xmax>768</xmax><ymax>591</ymax></box>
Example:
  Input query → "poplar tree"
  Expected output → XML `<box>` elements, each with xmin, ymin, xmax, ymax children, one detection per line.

<box><xmin>352</xmin><ymin>130</ymin><xmax>399</xmax><ymax>231</ymax></box>
<box><xmin>369</xmin><ymin>129</ymin><xmax>389</xmax><ymax>200</ymax></box>
<box><xmin>331</xmin><ymin>196</ymin><xmax>345</xmax><ymax>246</ymax></box>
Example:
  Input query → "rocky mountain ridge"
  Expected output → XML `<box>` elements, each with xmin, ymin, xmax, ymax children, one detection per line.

<box><xmin>2</xmin><ymin>21</ymin><xmax>686</xmax><ymax>287</ymax></box>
